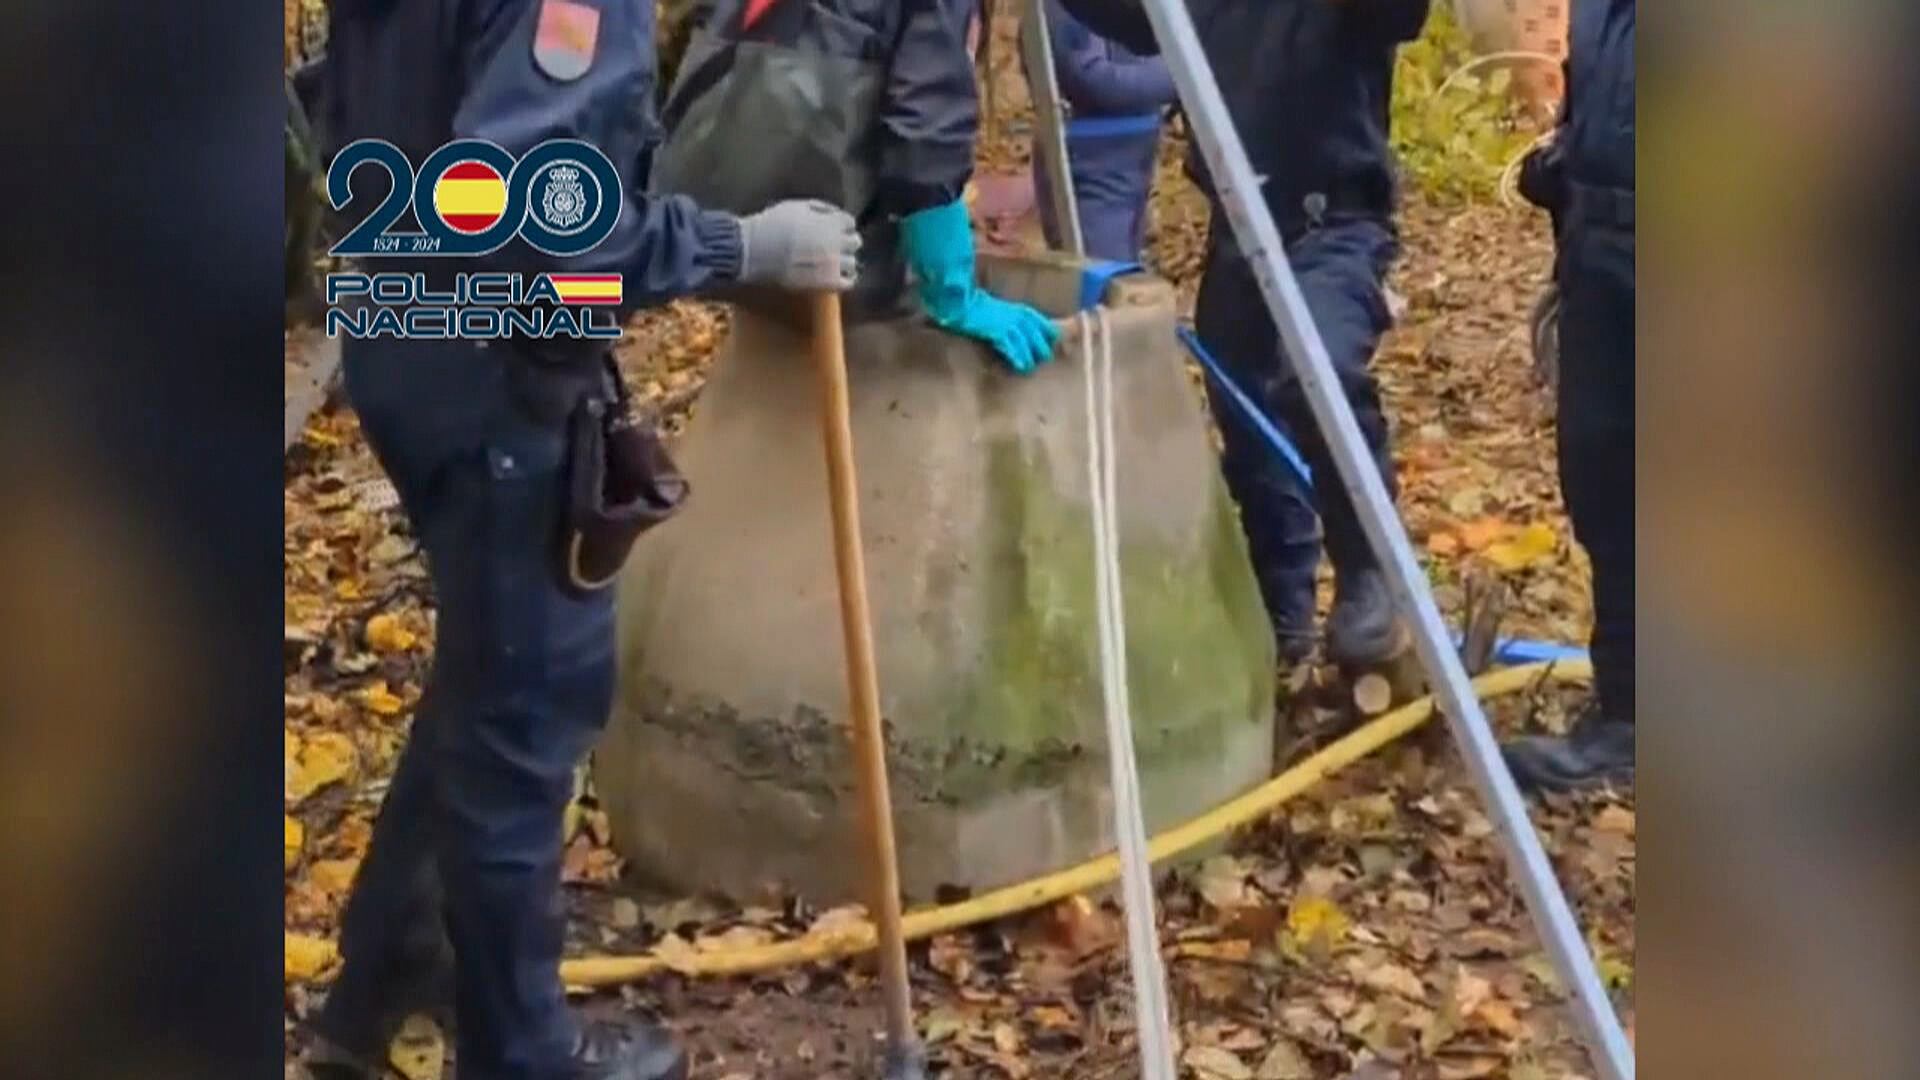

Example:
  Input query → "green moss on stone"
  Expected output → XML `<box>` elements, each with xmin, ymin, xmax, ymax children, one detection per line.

<box><xmin>931</xmin><ymin>435</ymin><xmax>1274</xmax><ymax>802</ymax></box>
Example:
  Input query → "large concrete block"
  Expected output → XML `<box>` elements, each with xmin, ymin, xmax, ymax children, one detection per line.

<box><xmin>598</xmin><ymin>260</ymin><xmax>1275</xmax><ymax>903</ymax></box>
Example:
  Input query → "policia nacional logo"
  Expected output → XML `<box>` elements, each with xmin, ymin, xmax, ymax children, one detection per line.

<box><xmin>322</xmin><ymin>136</ymin><xmax>622</xmax><ymax>341</ymax></box>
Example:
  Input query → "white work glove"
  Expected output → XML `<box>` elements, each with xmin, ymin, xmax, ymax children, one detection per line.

<box><xmin>736</xmin><ymin>200</ymin><xmax>861</xmax><ymax>292</ymax></box>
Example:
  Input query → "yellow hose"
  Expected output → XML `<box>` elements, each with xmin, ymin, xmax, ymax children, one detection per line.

<box><xmin>559</xmin><ymin>659</ymin><xmax>1589</xmax><ymax>988</ymax></box>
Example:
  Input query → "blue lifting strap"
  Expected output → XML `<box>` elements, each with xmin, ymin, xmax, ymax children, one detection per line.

<box><xmin>1175</xmin><ymin>325</ymin><xmax>1314</xmax><ymax>489</ymax></box>
<box><xmin>1078</xmin><ymin>258</ymin><xmax>1143</xmax><ymax>312</ymax></box>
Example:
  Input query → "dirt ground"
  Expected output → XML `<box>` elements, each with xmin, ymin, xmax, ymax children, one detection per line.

<box><xmin>567</xmin><ymin>685</ymin><xmax>1629</xmax><ymax>1080</ymax></box>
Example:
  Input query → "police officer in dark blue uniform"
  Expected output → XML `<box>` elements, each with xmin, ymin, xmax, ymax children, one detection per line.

<box><xmin>304</xmin><ymin>2</ymin><xmax>861</xmax><ymax>1078</ymax></box>
<box><xmin>1504</xmin><ymin>0</ymin><xmax>1635</xmax><ymax>792</ymax></box>
<box><xmin>1032</xmin><ymin>0</ymin><xmax>1178</xmax><ymax>261</ymax></box>
<box><xmin>1187</xmin><ymin>0</ymin><xmax>1429</xmax><ymax>669</ymax></box>
<box><xmin>1042</xmin><ymin>0</ymin><xmax>1427</xmax><ymax>670</ymax></box>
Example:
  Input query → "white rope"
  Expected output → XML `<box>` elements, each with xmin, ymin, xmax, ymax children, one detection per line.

<box><xmin>1433</xmin><ymin>50</ymin><xmax>1563</xmax><ymax>101</ymax></box>
<box><xmin>1497</xmin><ymin>128</ymin><xmax>1557</xmax><ymax>208</ymax></box>
<box><xmin>1078</xmin><ymin>310</ymin><xmax>1177</xmax><ymax>1079</ymax></box>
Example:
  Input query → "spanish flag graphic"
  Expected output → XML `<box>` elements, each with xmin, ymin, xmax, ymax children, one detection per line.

<box><xmin>546</xmin><ymin>274</ymin><xmax>624</xmax><ymax>306</ymax></box>
<box><xmin>432</xmin><ymin>160</ymin><xmax>509</xmax><ymax>235</ymax></box>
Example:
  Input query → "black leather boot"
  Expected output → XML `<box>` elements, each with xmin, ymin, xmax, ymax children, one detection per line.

<box><xmin>1325</xmin><ymin>565</ymin><xmax>1401</xmax><ymax>667</ymax></box>
<box><xmin>1503</xmin><ymin>701</ymin><xmax>1635</xmax><ymax>793</ymax></box>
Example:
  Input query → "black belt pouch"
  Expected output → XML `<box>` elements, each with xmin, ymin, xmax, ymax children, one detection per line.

<box><xmin>558</xmin><ymin>357</ymin><xmax>689</xmax><ymax>597</ymax></box>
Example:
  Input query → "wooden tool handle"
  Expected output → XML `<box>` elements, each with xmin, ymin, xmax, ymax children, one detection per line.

<box><xmin>808</xmin><ymin>291</ymin><xmax>917</xmax><ymax>1049</ymax></box>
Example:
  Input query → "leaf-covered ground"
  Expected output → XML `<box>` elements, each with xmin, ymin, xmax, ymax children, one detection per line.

<box><xmin>285</xmin><ymin>17</ymin><xmax>1629</xmax><ymax>1077</ymax></box>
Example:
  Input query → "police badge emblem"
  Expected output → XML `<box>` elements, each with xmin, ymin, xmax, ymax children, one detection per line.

<box><xmin>540</xmin><ymin>164</ymin><xmax>589</xmax><ymax>232</ymax></box>
<box><xmin>533</xmin><ymin>0</ymin><xmax>600</xmax><ymax>82</ymax></box>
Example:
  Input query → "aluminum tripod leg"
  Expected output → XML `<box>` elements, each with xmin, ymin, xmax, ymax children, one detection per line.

<box><xmin>1132</xmin><ymin>3</ymin><xmax>1634</xmax><ymax>1078</ymax></box>
<box><xmin>1019</xmin><ymin>0</ymin><xmax>1085</xmax><ymax>257</ymax></box>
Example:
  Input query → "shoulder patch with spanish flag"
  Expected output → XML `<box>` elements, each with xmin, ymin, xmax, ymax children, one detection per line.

<box><xmin>533</xmin><ymin>0</ymin><xmax>601</xmax><ymax>82</ymax></box>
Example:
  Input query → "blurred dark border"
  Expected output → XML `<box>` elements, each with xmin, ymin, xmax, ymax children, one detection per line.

<box><xmin>1639</xmin><ymin>2</ymin><xmax>1920</xmax><ymax>1078</ymax></box>
<box><xmin>0</xmin><ymin>1</ymin><xmax>283</xmax><ymax>1076</ymax></box>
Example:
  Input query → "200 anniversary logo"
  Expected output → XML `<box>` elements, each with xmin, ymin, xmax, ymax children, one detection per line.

<box><xmin>324</xmin><ymin>137</ymin><xmax>624</xmax><ymax>341</ymax></box>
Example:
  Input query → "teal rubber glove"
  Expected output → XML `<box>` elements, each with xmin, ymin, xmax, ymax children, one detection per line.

<box><xmin>900</xmin><ymin>201</ymin><xmax>1061</xmax><ymax>374</ymax></box>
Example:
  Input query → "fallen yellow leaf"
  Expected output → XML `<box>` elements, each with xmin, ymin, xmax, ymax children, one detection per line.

<box><xmin>387</xmin><ymin>1014</ymin><xmax>446</xmax><ymax>1080</ymax></box>
<box><xmin>308</xmin><ymin>857</ymin><xmax>361</xmax><ymax>900</ymax></box>
<box><xmin>365</xmin><ymin>612</ymin><xmax>418</xmax><ymax>653</ymax></box>
<box><xmin>285</xmin><ymin>815</ymin><xmax>304</xmax><ymax>872</ymax></box>
<box><xmin>1031</xmin><ymin>1005</ymin><xmax>1076</xmax><ymax>1030</ymax></box>
<box><xmin>1484</xmin><ymin>522</ymin><xmax>1557</xmax><ymax>572</ymax></box>
<box><xmin>359</xmin><ymin>680</ymin><xmax>406</xmax><ymax>716</ymax></box>
<box><xmin>1284</xmin><ymin>895</ymin><xmax>1351</xmax><ymax>958</ymax></box>
<box><xmin>1426</xmin><ymin>531</ymin><xmax>1462</xmax><ymax>556</ymax></box>
<box><xmin>288</xmin><ymin>731</ymin><xmax>357</xmax><ymax>805</ymax></box>
<box><xmin>285</xmin><ymin>933</ymin><xmax>338</xmax><ymax>983</ymax></box>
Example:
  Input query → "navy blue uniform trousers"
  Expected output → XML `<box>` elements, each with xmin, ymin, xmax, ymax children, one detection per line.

<box><xmin>322</xmin><ymin>336</ymin><xmax>616</xmax><ymax>1078</ymax></box>
<box><xmin>1194</xmin><ymin>218</ymin><xmax>1399</xmax><ymax>653</ymax></box>
<box><xmin>1556</xmin><ymin>210</ymin><xmax>1634</xmax><ymax>719</ymax></box>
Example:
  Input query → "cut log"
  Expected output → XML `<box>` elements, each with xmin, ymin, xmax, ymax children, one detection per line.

<box><xmin>1342</xmin><ymin>623</ymin><xmax>1425</xmax><ymax>722</ymax></box>
<box><xmin>1351</xmin><ymin>672</ymin><xmax>1394</xmax><ymax>717</ymax></box>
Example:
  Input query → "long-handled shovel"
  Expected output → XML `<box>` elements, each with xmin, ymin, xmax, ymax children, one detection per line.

<box><xmin>807</xmin><ymin>291</ymin><xmax>925</xmax><ymax>1080</ymax></box>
